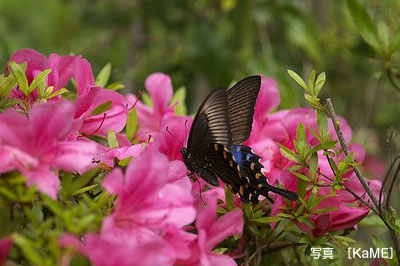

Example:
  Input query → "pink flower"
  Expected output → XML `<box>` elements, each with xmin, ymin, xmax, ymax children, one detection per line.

<box><xmin>178</xmin><ymin>190</ymin><xmax>244</xmax><ymax>266</ymax></box>
<box><xmin>7</xmin><ymin>48</ymin><xmax>94</xmax><ymax>101</ymax></box>
<box><xmin>127</xmin><ymin>73</ymin><xmax>176</xmax><ymax>141</ymax></box>
<box><xmin>60</xmin><ymin>234</ymin><xmax>173</xmax><ymax>266</ymax></box>
<box><xmin>0</xmin><ymin>237</ymin><xmax>12</xmax><ymax>266</ymax></box>
<box><xmin>74</xmin><ymin>86</ymin><xmax>129</xmax><ymax>136</ymax></box>
<box><xmin>102</xmin><ymin>145</ymin><xmax>195</xmax><ymax>245</ymax></box>
<box><xmin>0</xmin><ymin>100</ymin><xmax>97</xmax><ymax>198</ymax></box>
<box><xmin>155</xmin><ymin>115</ymin><xmax>193</xmax><ymax>161</ymax></box>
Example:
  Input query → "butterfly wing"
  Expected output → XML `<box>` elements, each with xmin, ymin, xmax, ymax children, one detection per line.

<box><xmin>187</xmin><ymin>88</ymin><xmax>232</xmax><ymax>153</ymax></box>
<box><xmin>227</xmin><ymin>75</ymin><xmax>261</xmax><ymax>144</ymax></box>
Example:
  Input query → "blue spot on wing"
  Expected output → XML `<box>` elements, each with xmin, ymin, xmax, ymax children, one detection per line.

<box><xmin>231</xmin><ymin>149</ymin><xmax>243</xmax><ymax>164</ymax></box>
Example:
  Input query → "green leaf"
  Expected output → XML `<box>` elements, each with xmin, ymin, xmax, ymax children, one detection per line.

<box><xmin>250</xmin><ymin>216</ymin><xmax>283</xmax><ymax>223</ymax></box>
<box><xmin>0</xmin><ymin>74</ymin><xmax>17</xmax><ymax>98</ymax></box>
<box><xmin>308</xmin><ymin>69</ymin><xmax>316</xmax><ymax>95</ymax></box>
<box><xmin>0</xmin><ymin>98</ymin><xmax>20</xmax><ymax>111</ymax></box>
<box><xmin>292</xmin><ymin>171</ymin><xmax>311</xmax><ymax>182</ymax></box>
<box><xmin>314</xmin><ymin>207</ymin><xmax>338</xmax><ymax>214</ymax></box>
<box><xmin>305</xmin><ymin>141</ymin><xmax>337</xmax><ymax>158</ymax></box>
<box><xmin>171</xmin><ymin>86</ymin><xmax>187</xmax><ymax>115</ymax></box>
<box><xmin>107</xmin><ymin>82</ymin><xmax>125</xmax><ymax>91</ymax></box>
<box><xmin>41</xmin><ymin>195</ymin><xmax>63</xmax><ymax>216</ymax></box>
<box><xmin>309</xmin><ymin>153</ymin><xmax>318</xmax><ymax>179</ymax></box>
<box><xmin>9</xmin><ymin>61</ymin><xmax>29</xmax><ymax>96</ymax></box>
<box><xmin>377</xmin><ymin>20</ymin><xmax>390</xmax><ymax>55</ymax></box>
<box><xmin>277</xmin><ymin>213</ymin><xmax>295</xmax><ymax>219</ymax></box>
<box><xmin>317</xmin><ymin>110</ymin><xmax>328</xmax><ymax>141</ymax></box>
<box><xmin>126</xmin><ymin>108</ymin><xmax>138</xmax><ymax>141</ymax></box>
<box><xmin>47</xmin><ymin>88</ymin><xmax>69</xmax><ymax>99</ymax></box>
<box><xmin>95</xmin><ymin>63</ymin><xmax>112</xmax><ymax>87</ymax></box>
<box><xmin>314</xmin><ymin>72</ymin><xmax>326</xmax><ymax>96</ymax></box>
<box><xmin>30</xmin><ymin>69</ymin><xmax>51</xmax><ymax>95</ymax></box>
<box><xmin>296</xmin><ymin>123</ymin><xmax>306</xmax><ymax>144</ymax></box>
<box><xmin>390</xmin><ymin>30</ymin><xmax>400</xmax><ymax>54</ymax></box>
<box><xmin>12</xmin><ymin>233</ymin><xmax>43</xmax><ymax>266</ymax></box>
<box><xmin>107</xmin><ymin>129</ymin><xmax>119</xmax><ymax>148</ymax></box>
<box><xmin>288</xmin><ymin>69</ymin><xmax>308</xmax><ymax>91</ymax></box>
<box><xmin>142</xmin><ymin>92</ymin><xmax>153</xmax><ymax>107</ymax></box>
<box><xmin>347</xmin><ymin>0</ymin><xmax>380</xmax><ymax>52</ymax></box>
<box><xmin>288</xmin><ymin>165</ymin><xmax>303</xmax><ymax>172</ymax></box>
<box><xmin>91</xmin><ymin>100</ymin><xmax>112</xmax><ymax>115</ymax></box>
<box><xmin>278</xmin><ymin>144</ymin><xmax>303</xmax><ymax>164</ymax></box>
<box><xmin>73</xmin><ymin>184</ymin><xmax>99</xmax><ymax>195</ymax></box>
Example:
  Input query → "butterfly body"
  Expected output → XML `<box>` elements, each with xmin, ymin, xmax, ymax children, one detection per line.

<box><xmin>181</xmin><ymin>76</ymin><xmax>298</xmax><ymax>203</ymax></box>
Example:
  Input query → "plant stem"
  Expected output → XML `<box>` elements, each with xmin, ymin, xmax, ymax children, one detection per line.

<box><xmin>324</xmin><ymin>98</ymin><xmax>400</xmax><ymax>264</ymax></box>
<box><xmin>325</xmin><ymin>99</ymin><xmax>380</xmax><ymax>209</ymax></box>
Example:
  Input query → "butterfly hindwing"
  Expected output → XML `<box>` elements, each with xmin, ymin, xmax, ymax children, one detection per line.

<box><xmin>231</xmin><ymin>145</ymin><xmax>298</xmax><ymax>202</ymax></box>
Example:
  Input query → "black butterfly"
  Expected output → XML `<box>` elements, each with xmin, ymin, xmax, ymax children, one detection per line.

<box><xmin>181</xmin><ymin>75</ymin><xmax>298</xmax><ymax>204</ymax></box>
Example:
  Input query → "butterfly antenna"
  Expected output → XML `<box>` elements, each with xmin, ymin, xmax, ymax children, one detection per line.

<box><xmin>166</xmin><ymin>127</ymin><xmax>184</xmax><ymax>146</ymax></box>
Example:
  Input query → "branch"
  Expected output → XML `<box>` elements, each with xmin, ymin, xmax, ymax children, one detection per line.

<box><xmin>324</xmin><ymin>98</ymin><xmax>400</xmax><ymax>264</ymax></box>
<box><xmin>324</xmin><ymin>99</ymin><xmax>380</xmax><ymax>210</ymax></box>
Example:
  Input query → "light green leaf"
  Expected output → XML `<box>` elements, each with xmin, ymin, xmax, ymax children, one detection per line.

<box><xmin>142</xmin><ymin>92</ymin><xmax>153</xmax><ymax>107</ymax></box>
<box><xmin>0</xmin><ymin>74</ymin><xmax>17</xmax><ymax>98</ymax></box>
<box><xmin>314</xmin><ymin>72</ymin><xmax>326</xmax><ymax>96</ymax></box>
<box><xmin>250</xmin><ymin>216</ymin><xmax>283</xmax><ymax>223</ymax></box>
<box><xmin>73</xmin><ymin>184</ymin><xmax>99</xmax><ymax>195</ymax></box>
<box><xmin>305</xmin><ymin>141</ymin><xmax>337</xmax><ymax>158</ymax></box>
<box><xmin>292</xmin><ymin>171</ymin><xmax>311</xmax><ymax>182</ymax></box>
<box><xmin>314</xmin><ymin>207</ymin><xmax>338</xmax><ymax>214</ymax></box>
<box><xmin>390</xmin><ymin>30</ymin><xmax>400</xmax><ymax>54</ymax></box>
<box><xmin>95</xmin><ymin>63</ymin><xmax>112</xmax><ymax>87</ymax></box>
<box><xmin>9</xmin><ymin>62</ymin><xmax>29</xmax><ymax>96</ymax></box>
<box><xmin>377</xmin><ymin>20</ymin><xmax>390</xmax><ymax>55</ymax></box>
<box><xmin>308</xmin><ymin>69</ymin><xmax>316</xmax><ymax>95</ymax></box>
<box><xmin>30</xmin><ymin>69</ymin><xmax>51</xmax><ymax>95</ymax></box>
<box><xmin>296</xmin><ymin>123</ymin><xmax>306</xmax><ymax>144</ymax></box>
<box><xmin>278</xmin><ymin>144</ymin><xmax>303</xmax><ymax>164</ymax></box>
<box><xmin>317</xmin><ymin>110</ymin><xmax>328</xmax><ymax>141</ymax></box>
<box><xmin>91</xmin><ymin>100</ymin><xmax>112</xmax><ymax>115</ymax></box>
<box><xmin>347</xmin><ymin>0</ymin><xmax>380</xmax><ymax>52</ymax></box>
<box><xmin>47</xmin><ymin>88</ymin><xmax>69</xmax><ymax>99</ymax></box>
<box><xmin>288</xmin><ymin>69</ymin><xmax>308</xmax><ymax>91</ymax></box>
<box><xmin>171</xmin><ymin>86</ymin><xmax>187</xmax><ymax>115</ymax></box>
<box><xmin>126</xmin><ymin>108</ymin><xmax>138</xmax><ymax>141</ymax></box>
<box><xmin>309</xmin><ymin>153</ymin><xmax>318</xmax><ymax>179</ymax></box>
<box><xmin>107</xmin><ymin>82</ymin><xmax>125</xmax><ymax>91</ymax></box>
<box><xmin>107</xmin><ymin>129</ymin><xmax>119</xmax><ymax>149</ymax></box>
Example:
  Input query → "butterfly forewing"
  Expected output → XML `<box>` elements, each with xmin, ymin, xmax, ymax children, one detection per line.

<box><xmin>227</xmin><ymin>75</ymin><xmax>261</xmax><ymax>144</ymax></box>
<box><xmin>187</xmin><ymin>89</ymin><xmax>232</xmax><ymax>154</ymax></box>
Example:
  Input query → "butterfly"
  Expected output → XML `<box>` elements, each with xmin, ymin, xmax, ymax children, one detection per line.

<box><xmin>181</xmin><ymin>75</ymin><xmax>298</xmax><ymax>204</ymax></box>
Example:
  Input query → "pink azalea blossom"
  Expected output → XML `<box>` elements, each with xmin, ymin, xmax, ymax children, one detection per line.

<box><xmin>126</xmin><ymin>73</ymin><xmax>176</xmax><ymax>141</ymax></box>
<box><xmin>155</xmin><ymin>115</ymin><xmax>193</xmax><ymax>161</ymax></box>
<box><xmin>178</xmin><ymin>190</ymin><xmax>244</xmax><ymax>266</ymax></box>
<box><xmin>74</xmin><ymin>86</ymin><xmax>129</xmax><ymax>136</ymax></box>
<box><xmin>60</xmin><ymin>234</ymin><xmax>173</xmax><ymax>266</ymax></box>
<box><xmin>101</xmin><ymin>144</ymin><xmax>195</xmax><ymax>246</ymax></box>
<box><xmin>0</xmin><ymin>237</ymin><xmax>12</xmax><ymax>266</ymax></box>
<box><xmin>7</xmin><ymin>48</ymin><xmax>94</xmax><ymax>101</ymax></box>
<box><xmin>0</xmin><ymin>100</ymin><xmax>97</xmax><ymax>198</ymax></box>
